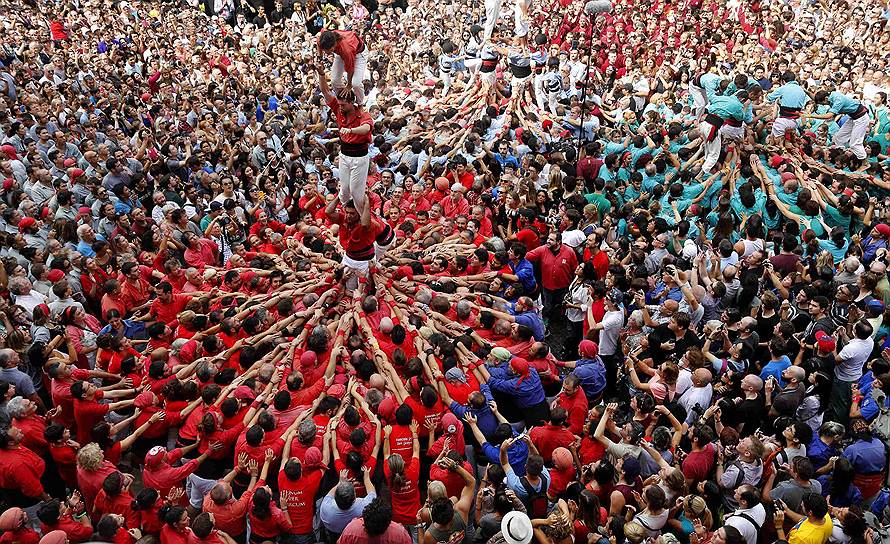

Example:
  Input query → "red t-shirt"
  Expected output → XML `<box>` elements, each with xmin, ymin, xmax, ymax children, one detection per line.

<box><xmin>384</xmin><ymin>456</ymin><xmax>421</xmax><ymax>524</ymax></box>
<box><xmin>0</xmin><ymin>528</ymin><xmax>39</xmax><ymax>544</ymax></box>
<box><xmin>150</xmin><ymin>293</ymin><xmax>191</xmax><ymax>325</ymax></box>
<box><xmin>404</xmin><ymin>397</ymin><xmax>444</xmax><ymax>438</ymax></box>
<box><xmin>326</xmin><ymin>97</ymin><xmax>373</xmax><ymax>146</ymax></box>
<box><xmin>387</xmin><ymin>425</ymin><xmax>415</xmax><ymax>462</ymax></box>
<box><xmin>50</xmin><ymin>442</ymin><xmax>78</xmax><ymax>487</ymax></box>
<box><xmin>41</xmin><ymin>515</ymin><xmax>94</xmax><ymax>543</ymax></box>
<box><xmin>160</xmin><ymin>525</ymin><xmax>193</xmax><ymax>544</ymax></box>
<box><xmin>682</xmin><ymin>443</ymin><xmax>716</xmax><ymax>483</ymax></box>
<box><xmin>51</xmin><ymin>368</ymin><xmax>91</xmax><ymax>428</ymax></box>
<box><xmin>248</xmin><ymin>504</ymin><xmax>292</xmax><ymax>540</ymax></box>
<box><xmin>529</xmin><ymin>424</ymin><xmax>577</xmax><ymax>463</ymax></box>
<box><xmin>515</xmin><ymin>228</ymin><xmax>541</xmax><ymax>251</ymax></box>
<box><xmin>278</xmin><ymin>468</ymin><xmax>325</xmax><ymax>534</ymax></box>
<box><xmin>74</xmin><ymin>390</ymin><xmax>110</xmax><ymax>445</ymax></box>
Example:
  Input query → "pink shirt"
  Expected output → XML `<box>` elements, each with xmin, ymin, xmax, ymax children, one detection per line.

<box><xmin>339</xmin><ymin>518</ymin><xmax>412</xmax><ymax>544</ymax></box>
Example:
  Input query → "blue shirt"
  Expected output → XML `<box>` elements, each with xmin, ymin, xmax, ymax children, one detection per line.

<box><xmin>816</xmin><ymin>475</ymin><xmax>861</xmax><ymax>507</ymax></box>
<box><xmin>573</xmin><ymin>357</ymin><xmax>607</xmax><ymax>399</ymax></box>
<box><xmin>707</xmin><ymin>95</ymin><xmax>746</xmax><ymax>121</ymax></box>
<box><xmin>319</xmin><ymin>492</ymin><xmax>378</xmax><ymax>534</ymax></box>
<box><xmin>844</xmin><ymin>437</ymin><xmax>886</xmax><ymax>474</ymax></box>
<box><xmin>860</xmin><ymin>390</ymin><xmax>890</xmax><ymax>422</ymax></box>
<box><xmin>505</xmin><ymin>465</ymin><xmax>551</xmax><ymax>501</ymax></box>
<box><xmin>482</xmin><ymin>438</ymin><xmax>530</xmax><ymax>476</ymax></box>
<box><xmin>76</xmin><ymin>233</ymin><xmax>107</xmax><ymax>257</ymax></box>
<box><xmin>760</xmin><ymin>356</ymin><xmax>791</xmax><ymax>387</ymax></box>
<box><xmin>807</xmin><ymin>437</ymin><xmax>839</xmax><ymax>472</ymax></box>
<box><xmin>767</xmin><ymin>81</ymin><xmax>809</xmax><ymax>109</ymax></box>
<box><xmin>700</xmin><ymin>72</ymin><xmax>722</xmax><ymax>102</ymax></box>
<box><xmin>514</xmin><ymin>310</ymin><xmax>545</xmax><ymax>341</ymax></box>
<box><xmin>828</xmin><ymin>92</ymin><xmax>863</xmax><ymax>116</ymax></box>
<box><xmin>98</xmin><ymin>320</ymin><xmax>147</xmax><ymax>340</ymax></box>
<box><xmin>487</xmin><ymin>367</ymin><xmax>546</xmax><ymax>408</ymax></box>
<box><xmin>510</xmin><ymin>259</ymin><xmax>537</xmax><ymax>294</ymax></box>
<box><xmin>449</xmin><ymin>384</ymin><xmax>498</xmax><ymax>440</ymax></box>
<box><xmin>859</xmin><ymin>371</ymin><xmax>876</xmax><ymax>397</ymax></box>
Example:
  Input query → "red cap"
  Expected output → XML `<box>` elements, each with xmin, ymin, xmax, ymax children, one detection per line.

<box><xmin>815</xmin><ymin>331</ymin><xmax>836</xmax><ymax>352</ymax></box>
<box><xmin>145</xmin><ymin>446</ymin><xmax>168</xmax><ymax>468</ymax></box>
<box><xmin>768</xmin><ymin>155</ymin><xmax>785</xmax><ymax>168</ymax></box>
<box><xmin>233</xmin><ymin>385</ymin><xmax>256</xmax><ymax>401</ymax></box>
<box><xmin>70</xmin><ymin>168</ymin><xmax>85</xmax><ymax>180</ymax></box>
<box><xmin>134</xmin><ymin>391</ymin><xmax>156</xmax><ymax>409</ymax></box>
<box><xmin>876</xmin><ymin>224</ymin><xmax>890</xmax><ymax>237</ymax></box>
<box><xmin>0</xmin><ymin>144</ymin><xmax>17</xmax><ymax>160</ymax></box>
<box><xmin>63</xmin><ymin>158</ymin><xmax>76</xmax><ymax>168</ymax></box>
<box><xmin>18</xmin><ymin>217</ymin><xmax>36</xmax><ymax>231</ymax></box>
<box><xmin>2</xmin><ymin>178</ymin><xmax>13</xmax><ymax>192</ymax></box>
<box><xmin>47</xmin><ymin>269</ymin><xmax>65</xmax><ymax>282</ymax></box>
<box><xmin>327</xmin><ymin>384</ymin><xmax>346</xmax><ymax>399</ymax></box>
<box><xmin>780</xmin><ymin>172</ymin><xmax>796</xmax><ymax>182</ymax></box>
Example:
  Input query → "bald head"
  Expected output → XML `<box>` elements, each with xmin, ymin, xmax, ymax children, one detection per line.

<box><xmin>692</xmin><ymin>368</ymin><xmax>712</xmax><ymax>387</ymax></box>
<box><xmin>663</xmin><ymin>299</ymin><xmax>680</xmax><ymax>313</ymax></box>
<box><xmin>369</xmin><ymin>373</ymin><xmax>385</xmax><ymax>390</ymax></box>
<box><xmin>210</xmin><ymin>482</ymin><xmax>231</xmax><ymax>505</ymax></box>
<box><xmin>150</xmin><ymin>348</ymin><xmax>170</xmax><ymax>362</ymax></box>
<box><xmin>845</xmin><ymin>256</ymin><xmax>861</xmax><ymax>273</ymax></box>
<box><xmin>786</xmin><ymin>366</ymin><xmax>805</xmax><ymax>383</ymax></box>
<box><xmin>742</xmin><ymin>374</ymin><xmax>763</xmax><ymax>392</ymax></box>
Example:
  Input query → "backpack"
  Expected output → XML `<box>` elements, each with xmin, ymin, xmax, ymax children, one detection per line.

<box><xmin>865</xmin><ymin>511</ymin><xmax>890</xmax><ymax>544</ymax></box>
<box><xmin>520</xmin><ymin>472</ymin><xmax>550</xmax><ymax>519</ymax></box>
<box><xmin>871</xmin><ymin>389</ymin><xmax>890</xmax><ymax>443</ymax></box>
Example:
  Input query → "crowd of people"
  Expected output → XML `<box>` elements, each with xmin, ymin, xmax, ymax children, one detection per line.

<box><xmin>2</xmin><ymin>0</ymin><xmax>890</xmax><ymax>543</ymax></box>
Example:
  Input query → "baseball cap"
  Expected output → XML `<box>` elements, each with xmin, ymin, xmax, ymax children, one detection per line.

<box><xmin>233</xmin><ymin>385</ymin><xmax>256</xmax><ymax>401</ymax></box>
<box><xmin>814</xmin><ymin>331</ymin><xmax>835</xmax><ymax>352</ymax></box>
<box><xmin>145</xmin><ymin>446</ymin><xmax>168</xmax><ymax>468</ymax></box>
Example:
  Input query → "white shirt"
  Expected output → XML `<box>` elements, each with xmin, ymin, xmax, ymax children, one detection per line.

<box><xmin>561</xmin><ymin>229</ymin><xmax>586</xmax><ymax>248</ymax></box>
<box><xmin>678</xmin><ymin>384</ymin><xmax>713</xmax><ymax>424</ymax></box>
<box><xmin>836</xmin><ymin>337</ymin><xmax>873</xmax><ymax>381</ymax></box>
<box><xmin>12</xmin><ymin>290</ymin><xmax>47</xmax><ymax>314</ymax></box>
<box><xmin>598</xmin><ymin>310</ymin><xmax>624</xmax><ymax>356</ymax></box>
<box><xmin>725</xmin><ymin>503</ymin><xmax>766</xmax><ymax>544</ymax></box>
<box><xmin>566</xmin><ymin>281</ymin><xmax>590</xmax><ymax>323</ymax></box>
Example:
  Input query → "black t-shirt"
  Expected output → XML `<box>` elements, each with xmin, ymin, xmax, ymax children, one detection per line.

<box><xmin>647</xmin><ymin>325</ymin><xmax>702</xmax><ymax>365</ymax></box>
<box><xmin>801</xmin><ymin>353</ymin><xmax>835</xmax><ymax>378</ymax></box>
<box><xmin>734</xmin><ymin>397</ymin><xmax>766</xmax><ymax>437</ymax></box>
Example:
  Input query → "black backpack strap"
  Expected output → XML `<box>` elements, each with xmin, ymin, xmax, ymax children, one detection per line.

<box><xmin>732</xmin><ymin>462</ymin><xmax>746</xmax><ymax>489</ymax></box>
<box><xmin>728</xmin><ymin>511</ymin><xmax>761</xmax><ymax>535</ymax></box>
<box><xmin>520</xmin><ymin>476</ymin><xmax>535</xmax><ymax>496</ymax></box>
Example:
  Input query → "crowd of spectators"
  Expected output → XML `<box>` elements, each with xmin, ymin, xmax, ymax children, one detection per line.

<box><xmin>1</xmin><ymin>0</ymin><xmax>890</xmax><ymax>543</ymax></box>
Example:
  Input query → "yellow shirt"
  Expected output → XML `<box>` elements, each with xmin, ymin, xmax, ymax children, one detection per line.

<box><xmin>788</xmin><ymin>514</ymin><xmax>833</xmax><ymax>544</ymax></box>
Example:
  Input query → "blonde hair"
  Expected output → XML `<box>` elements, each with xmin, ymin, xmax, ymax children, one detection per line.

<box><xmin>624</xmin><ymin>522</ymin><xmax>646</xmax><ymax>544</ymax></box>
<box><xmin>683</xmin><ymin>495</ymin><xmax>713</xmax><ymax>529</ymax></box>
<box><xmin>663</xmin><ymin>468</ymin><xmax>686</xmax><ymax>493</ymax></box>
<box><xmin>427</xmin><ymin>481</ymin><xmax>447</xmax><ymax>500</ymax></box>
<box><xmin>76</xmin><ymin>443</ymin><xmax>105</xmax><ymax>471</ymax></box>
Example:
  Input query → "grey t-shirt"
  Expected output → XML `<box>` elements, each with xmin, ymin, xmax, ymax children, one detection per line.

<box><xmin>319</xmin><ymin>492</ymin><xmax>377</xmax><ymax>535</ymax></box>
<box><xmin>769</xmin><ymin>479</ymin><xmax>822</xmax><ymax>513</ymax></box>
